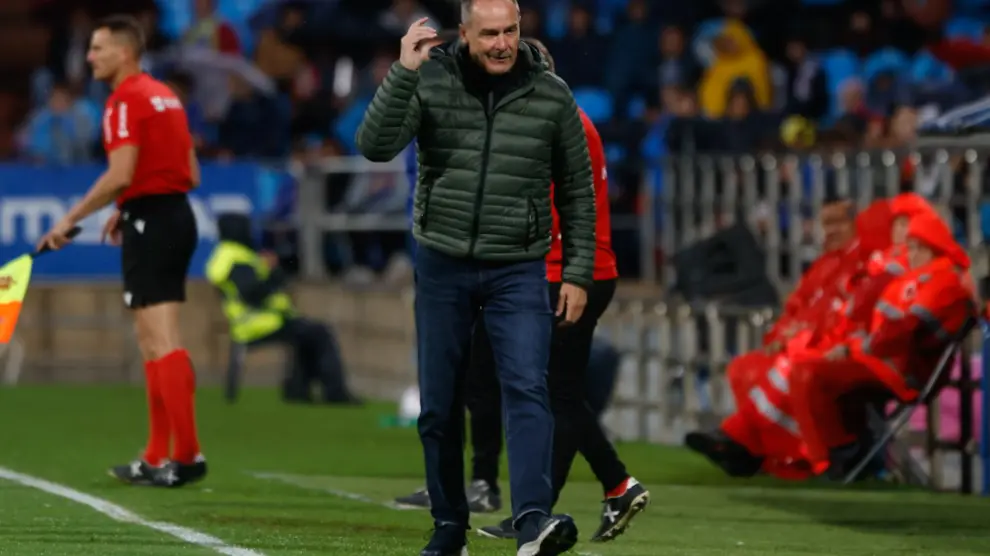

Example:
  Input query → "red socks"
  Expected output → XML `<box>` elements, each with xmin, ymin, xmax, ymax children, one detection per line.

<box><xmin>142</xmin><ymin>360</ymin><xmax>170</xmax><ymax>467</ymax></box>
<box><xmin>156</xmin><ymin>349</ymin><xmax>201</xmax><ymax>464</ymax></box>
<box><xmin>606</xmin><ymin>477</ymin><xmax>632</xmax><ymax>499</ymax></box>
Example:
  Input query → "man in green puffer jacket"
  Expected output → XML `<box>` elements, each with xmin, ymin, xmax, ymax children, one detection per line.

<box><xmin>355</xmin><ymin>1</ymin><xmax>595</xmax><ymax>555</ymax></box>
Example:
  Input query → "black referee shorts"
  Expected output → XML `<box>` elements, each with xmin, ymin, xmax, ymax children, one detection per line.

<box><xmin>119</xmin><ymin>193</ymin><xmax>198</xmax><ymax>310</ymax></box>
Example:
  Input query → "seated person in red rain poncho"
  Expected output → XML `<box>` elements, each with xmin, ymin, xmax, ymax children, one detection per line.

<box><xmin>719</xmin><ymin>200</ymin><xmax>859</xmax><ymax>430</ymax></box>
<box><xmin>788</xmin><ymin>211</ymin><xmax>979</xmax><ymax>479</ymax></box>
<box><xmin>684</xmin><ymin>196</ymin><xmax>942</xmax><ymax>480</ymax></box>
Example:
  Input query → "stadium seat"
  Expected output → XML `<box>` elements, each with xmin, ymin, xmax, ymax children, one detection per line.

<box><xmin>627</xmin><ymin>95</ymin><xmax>647</xmax><ymax>119</ymax></box>
<box><xmin>333</xmin><ymin>97</ymin><xmax>372</xmax><ymax>154</ymax></box>
<box><xmin>863</xmin><ymin>48</ymin><xmax>910</xmax><ymax>83</ymax></box>
<box><xmin>572</xmin><ymin>87</ymin><xmax>615</xmax><ymax>124</ymax></box>
<box><xmin>944</xmin><ymin>17</ymin><xmax>986</xmax><ymax>41</ymax></box>
<box><xmin>981</xmin><ymin>202</ymin><xmax>990</xmax><ymax>239</ymax></box>
<box><xmin>910</xmin><ymin>50</ymin><xmax>955</xmax><ymax>83</ymax></box>
<box><xmin>692</xmin><ymin>18</ymin><xmax>728</xmax><ymax>67</ymax></box>
<box><xmin>544</xmin><ymin>0</ymin><xmax>569</xmax><ymax>40</ymax></box>
<box><xmin>819</xmin><ymin>49</ymin><xmax>860</xmax><ymax>118</ymax></box>
<box><xmin>605</xmin><ymin>144</ymin><xmax>626</xmax><ymax>165</ymax></box>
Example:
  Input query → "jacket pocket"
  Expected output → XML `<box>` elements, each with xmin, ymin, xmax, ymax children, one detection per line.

<box><xmin>418</xmin><ymin>184</ymin><xmax>433</xmax><ymax>232</ymax></box>
<box><xmin>525</xmin><ymin>196</ymin><xmax>539</xmax><ymax>249</ymax></box>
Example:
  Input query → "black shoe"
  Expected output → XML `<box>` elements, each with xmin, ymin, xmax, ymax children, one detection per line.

<box><xmin>685</xmin><ymin>430</ymin><xmax>763</xmax><ymax>478</ymax></box>
<box><xmin>395</xmin><ymin>487</ymin><xmax>431</xmax><ymax>509</ymax></box>
<box><xmin>590</xmin><ymin>477</ymin><xmax>650</xmax><ymax>542</ymax></box>
<box><xmin>476</xmin><ymin>516</ymin><xmax>515</xmax><ymax>539</ymax></box>
<box><xmin>827</xmin><ymin>441</ymin><xmax>885</xmax><ymax>482</ymax></box>
<box><xmin>149</xmin><ymin>456</ymin><xmax>208</xmax><ymax>488</ymax></box>
<box><xmin>466</xmin><ymin>480</ymin><xmax>501</xmax><ymax>513</ymax></box>
<box><xmin>108</xmin><ymin>459</ymin><xmax>160</xmax><ymax>486</ymax></box>
<box><xmin>421</xmin><ymin>523</ymin><xmax>469</xmax><ymax>556</ymax></box>
<box><xmin>516</xmin><ymin>514</ymin><xmax>578</xmax><ymax>556</ymax></box>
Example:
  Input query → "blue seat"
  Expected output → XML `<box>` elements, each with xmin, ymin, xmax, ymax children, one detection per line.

<box><xmin>910</xmin><ymin>51</ymin><xmax>954</xmax><ymax>84</ymax></box>
<box><xmin>627</xmin><ymin>95</ymin><xmax>647</xmax><ymax>119</ymax></box>
<box><xmin>819</xmin><ymin>49</ymin><xmax>861</xmax><ymax>118</ymax></box>
<box><xmin>692</xmin><ymin>18</ymin><xmax>728</xmax><ymax>67</ymax></box>
<box><xmin>572</xmin><ymin>87</ymin><xmax>614</xmax><ymax>124</ymax></box>
<box><xmin>605</xmin><ymin>144</ymin><xmax>626</xmax><ymax>165</ymax></box>
<box><xmin>945</xmin><ymin>17</ymin><xmax>985</xmax><ymax>41</ymax></box>
<box><xmin>863</xmin><ymin>48</ymin><xmax>910</xmax><ymax>82</ymax></box>
<box><xmin>981</xmin><ymin>203</ymin><xmax>990</xmax><ymax>239</ymax></box>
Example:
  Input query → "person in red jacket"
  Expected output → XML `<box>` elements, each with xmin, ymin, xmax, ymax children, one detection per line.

<box><xmin>684</xmin><ymin>199</ymin><xmax>900</xmax><ymax>480</ymax></box>
<box><xmin>722</xmin><ymin>199</ymin><xmax>859</xmax><ymax>420</ymax></box>
<box><xmin>789</xmin><ymin>210</ymin><xmax>977</xmax><ymax>478</ymax></box>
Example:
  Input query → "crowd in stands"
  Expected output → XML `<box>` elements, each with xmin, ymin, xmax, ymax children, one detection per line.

<box><xmin>14</xmin><ymin>0</ymin><xmax>990</xmax><ymax>278</ymax></box>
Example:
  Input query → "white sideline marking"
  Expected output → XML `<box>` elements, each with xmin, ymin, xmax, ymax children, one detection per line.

<box><xmin>0</xmin><ymin>466</ymin><xmax>265</xmax><ymax>556</ymax></box>
<box><xmin>251</xmin><ymin>471</ymin><xmax>410</xmax><ymax>510</ymax></box>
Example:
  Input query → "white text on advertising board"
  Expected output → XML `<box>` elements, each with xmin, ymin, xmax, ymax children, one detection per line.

<box><xmin>0</xmin><ymin>195</ymin><xmax>253</xmax><ymax>245</ymax></box>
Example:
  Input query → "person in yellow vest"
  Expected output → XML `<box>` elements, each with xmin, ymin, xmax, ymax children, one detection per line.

<box><xmin>205</xmin><ymin>213</ymin><xmax>358</xmax><ymax>404</ymax></box>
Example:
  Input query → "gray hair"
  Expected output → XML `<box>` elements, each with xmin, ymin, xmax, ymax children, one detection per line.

<box><xmin>460</xmin><ymin>0</ymin><xmax>520</xmax><ymax>23</ymax></box>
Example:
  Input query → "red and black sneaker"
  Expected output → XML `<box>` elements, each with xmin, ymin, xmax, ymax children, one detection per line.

<box><xmin>590</xmin><ymin>477</ymin><xmax>650</xmax><ymax>542</ymax></box>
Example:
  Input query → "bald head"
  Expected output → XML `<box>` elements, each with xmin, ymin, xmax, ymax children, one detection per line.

<box><xmin>461</xmin><ymin>0</ymin><xmax>520</xmax><ymax>24</ymax></box>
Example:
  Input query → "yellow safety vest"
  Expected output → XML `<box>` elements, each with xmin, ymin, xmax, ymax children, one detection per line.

<box><xmin>205</xmin><ymin>241</ymin><xmax>294</xmax><ymax>344</ymax></box>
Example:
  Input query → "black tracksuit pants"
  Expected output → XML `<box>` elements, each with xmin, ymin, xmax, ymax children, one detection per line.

<box><xmin>465</xmin><ymin>279</ymin><xmax>628</xmax><ymax>502</ymax></box>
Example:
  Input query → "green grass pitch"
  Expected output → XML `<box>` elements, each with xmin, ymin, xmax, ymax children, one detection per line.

<box><xmin>0</xmin><ymin>386</ymin><xmax>987</xmax><ymax>555</ymax></box>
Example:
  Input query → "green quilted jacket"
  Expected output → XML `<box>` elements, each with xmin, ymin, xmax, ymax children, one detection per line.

<box><xmin>355</xmin><ymin>41</ymin><xmax>596</xmax><ymax>288</ymax></box>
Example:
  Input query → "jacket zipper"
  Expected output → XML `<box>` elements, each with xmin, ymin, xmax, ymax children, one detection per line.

<box><xmin>526</xmin><ymin>196</ymin><xmax>538</xmax><ymax>251</ymax></box>
<box><xmin>419</xmin><ymin>184</ymin><xmax>433</xmax><ymax>231</ymax></box>
<box><xmin>467</xmin><ymin>91</ymin><xmax>495</xmax><ymax>257</ymax></box>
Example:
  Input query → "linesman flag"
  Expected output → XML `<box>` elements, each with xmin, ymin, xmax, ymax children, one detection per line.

<box><xmin>0</xmin><ymin>226</ymin><xmax>80</xmax><ymax>344</ymax></box>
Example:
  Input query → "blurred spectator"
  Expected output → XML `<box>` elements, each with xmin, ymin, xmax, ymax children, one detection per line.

<box><xmin>180</xmin><ymin>0</ymin><xmax>244</xmax><ymax>122</ymax></box>
<box><xmin>218</xmin><ymin>76</ymin><xmax>291</xmax><ymax>159</ymax></box>
<box><xmin>665</xmin><ymin>88</ymin><xmax>719</xmax><ymax>153</ymax></box>
<box><xmin>138</xmin><ymin>5</ymin><xmax>169</xmax><ymax>50</ymax></box>
<box><xmin>165</xmin><ymin>72</ymin><xmax>214</xmax><ymax>151</ymax></box>
<box><xmin>718</xmin><ymin>84</ymin><xmax>774</xmax><ymax>153</ymax></box>
<box><xmin>255</xmin><ymin>2</ymin><xmax>309</xmax><ymax>81</ymax></box>
<box><xmin>334</xmin><ymin>53</ymin><xmax>394</xmax><ymax>154</ymax></box>
<box><xmin>605</xmin><ymin>0</ymin><xmax>656</xmax><ymax>118</ymax></box>
<box><xmin>20</xmin><ymin>82</ymin><xmax>98</xmax><ymax>165</ymax></box>
<box><xmin>699</xmin><ymin>21</ymin><xmax>771</xmax><ymax>118</ymax></box>
<box><xmin>844</xmin><ymin>10</ymin><xmax>887</xmax><ymax>57</ymax></box>
<box><xmin>781</xmin><ymin>34</ymin><xmax>829</xmax><ymax>122</ymax></box>
<box><xmin>657</xmin><ymin>26</ymin><xmax>700</xmax><ymax>90</ymax></box>
<box><xmin>46</xmin><ymin>8</ymin><xmax>93</xmax><ymax>87</ymax></box>
<box><xmin>520</xmin><ymin>6</ymin><xmax>544</xmax><ymax>43</ymax></box>
<box><xmin>834</xmin><ymin>78</ymin><xmax>876</xmax><ymax>139</ymax></box>
<box><xmin>182</xmin><ymin>0</ymin><xmax>241</xmax><ymax>54</ymax></box>
<box><xmin>379</xmin><ymin>0</ymin><xmax>435</xmax><ymax>36</ymax></box>
<box><xmin>550</xmin><ymin>3</ymin><xmax>608</xmax><ymax>89</ymax></box>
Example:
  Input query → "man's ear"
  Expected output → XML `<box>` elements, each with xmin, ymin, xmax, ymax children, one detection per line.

<box><xmin>458</xmin><ymin>24</ymin><xmax>467</xmax><ymax>43</ymax></box>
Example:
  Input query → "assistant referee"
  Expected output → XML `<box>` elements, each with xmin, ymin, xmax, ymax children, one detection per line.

<box><xmin>39</xmin><ymin>15</ymin><xmax>206</xmax><ymax>488</ymax></box>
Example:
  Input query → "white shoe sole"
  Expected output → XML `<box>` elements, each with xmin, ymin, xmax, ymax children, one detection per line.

<box><xmin>516</xmin><ymin>516</ymin><xmax>577</xmax><ymax>556</ymax></box>
<box><xmin>592</xmin><ymin>490</ymin><xmax>650</xmax><ymax>542</ymax></box>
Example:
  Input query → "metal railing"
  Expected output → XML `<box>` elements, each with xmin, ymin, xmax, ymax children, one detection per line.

<box><xmin>284</xmin><ymin>142</ymin><xmax>990</xmax><ymax>492</ymax></box>
<box><xmin>293</xmin><ymin>144</ymin><xmax>990</xmax><ymax>290</ymax></box>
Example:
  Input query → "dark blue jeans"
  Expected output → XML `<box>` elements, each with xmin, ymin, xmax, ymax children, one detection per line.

<box><xmin>414</xmin><ymin>246</ymin><xmax>554</xmax><ymax>528</ymax></box>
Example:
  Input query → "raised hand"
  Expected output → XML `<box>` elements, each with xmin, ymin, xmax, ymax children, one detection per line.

<box><xmin>399</xmin><ymin>18</ymin><xmax>440</xmax><ymax>71</ymax></box>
